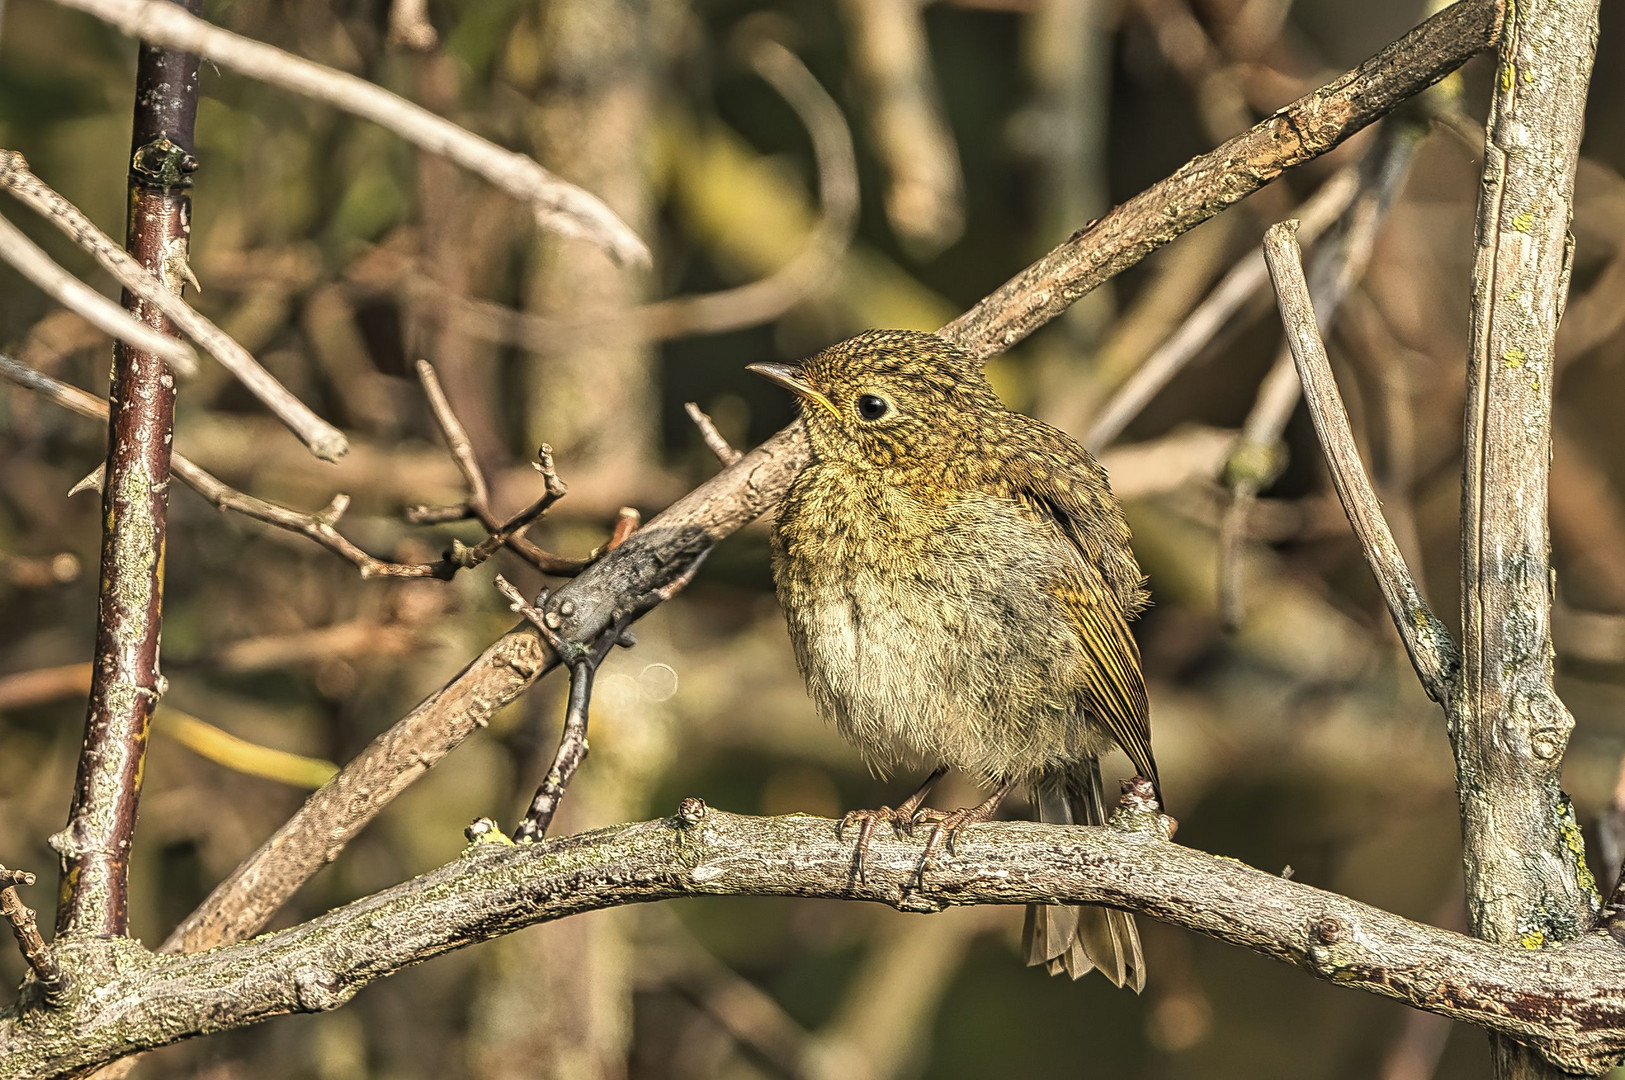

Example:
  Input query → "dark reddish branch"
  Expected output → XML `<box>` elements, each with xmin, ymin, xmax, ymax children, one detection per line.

<box><xmin>54</xmin><ymin>0</ymin><xmax>203</xmax><ymax>938</ymax></box>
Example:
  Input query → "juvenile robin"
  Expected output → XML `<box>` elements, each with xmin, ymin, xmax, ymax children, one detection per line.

<box><xmin>751</xmin><ymin>328</ymin><xmax>1160</xmax><ymax>990</ymax></box>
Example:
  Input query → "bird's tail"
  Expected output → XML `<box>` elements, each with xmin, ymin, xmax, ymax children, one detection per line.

<box><xmin>1021</xmin><ymin>758</ymin><xmax>1146</xmax><ymax>992</ymax></box>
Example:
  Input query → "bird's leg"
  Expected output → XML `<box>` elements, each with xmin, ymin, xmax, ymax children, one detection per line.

<box><xmin>916</xmin><ymin>782</ymin><xmax>1017</xmax><ymax>865</ymax></box>
<box><xmin>838</xmin><ymin>765</ymin><xmax>949</xmax><ymax>873</ymax></box>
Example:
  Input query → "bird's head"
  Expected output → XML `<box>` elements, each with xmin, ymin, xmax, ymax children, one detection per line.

<box><xmin>748</xmin><ymin>329</ymin><xmax>998</xmax><ymax>473</ymax></box>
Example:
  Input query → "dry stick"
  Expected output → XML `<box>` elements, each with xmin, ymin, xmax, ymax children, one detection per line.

<box><xmin>0</xmin><ymin>867</ymin><xmax>69</xmax><ymax>1005</ymax></box>
<box><xmin>159</xmin><ymin>0</ymin><xmax>1503</xmax><ymax>957</ymax></box>
<box><xmin>53</xmin><ymin>2</ymin><xmax>201</xmax><ymax>939</ymax></box>
<box><xmin>432</xmin><ymin>36</ymin><xmax>858</xmax><ymax>349</ymax></box>
<box><xmin>1455</xmin><ymin>2</ymin><xmax>1601</xmax><ymax>1077</ymax></box>
<box><xmin>0</xmin><ymin>355</ymin><xmax>585</xmax><ymax>581</ymax></box>
<box><xmin>1084</xmin><ymin>164</ymin><xmax>1362</xmax><ymax>449</ymax></box>
<box><xmin>12</xmin><ymin>807</ymin><xmax>1625</xmax><ymax>1078</ymax></box>
<box><xmin>0</xmin><ymin>208</ymin><xmax>197</xmax><ymax>374</ymax></box>
<box><xmin>409</xmin><ymin>360</ymin><xmax>587</xmax><ymax>575</ymax></box>
<box><xmin>496</xmin><ymin>576</ymin><xmax>631</xmax><ymax>841</ymax></box>
<box><xmin>1262</xmin><ymin>221</ymin><xmax>1458</xmax><ymax>701</ymax></box>
<box><xmin>1218</xmin><ymin>117</ymin><xmax>1425</xmax><ymax>628</ymax></box>
<box><xmin>684</xmin><ymin>403</ymin><xmax>743</xmax><ymax>466</ymax></box>
<box><xmin>835</xmin><ymin>0</ymin><xmax>964</xmax><ymax>252</ymax></box>
<box><xmin>47</xmin><ymin>0</ymin><xmax>648</xmax><ymax>267</ymax></box>
<box><xmin>0</xmin><ymin>151</ymin><xmax>346</xmax><ymax>461</ymax></box>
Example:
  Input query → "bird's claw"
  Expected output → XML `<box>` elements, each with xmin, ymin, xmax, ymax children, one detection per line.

<box><xmin>837</xmin><ymin>804</ymin><xmax>925</xmax><ymax>879</ymax></box>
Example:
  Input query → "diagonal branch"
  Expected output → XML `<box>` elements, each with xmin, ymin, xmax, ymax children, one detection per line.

<box><xmin>1262</xmin><ymin>220</ymin><xmax>1459</xmax><ymax>702</ymax></box>
<box><xmin>0</xmin><ymin>867</ymin><xmax>69</xmax><ymax>1006</ymax></box>
<box><xmin>6</xmin><ymin>807</ymin><xmax>1625</xmax><ymax>1078</ymax></box>
<box><xmin>46</xmin><ymin>0</ymin><xmax>649</xmax><ymax>267</ymax></box>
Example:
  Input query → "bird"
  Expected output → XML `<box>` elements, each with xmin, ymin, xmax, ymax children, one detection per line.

<box><xmin>750</xmin><ymin>328</ymin><xmax>1160</xmax><ymax>991</ymax></box>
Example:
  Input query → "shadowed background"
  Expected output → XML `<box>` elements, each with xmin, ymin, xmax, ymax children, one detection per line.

<box><xmin>2</xmin><ymin>0</ymin><xmax>1624</xmax><ymax>1077</ymax></box>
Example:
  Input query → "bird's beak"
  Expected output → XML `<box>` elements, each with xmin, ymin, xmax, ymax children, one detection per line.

<box><xmin>746</xmin><ymin>362</ymin><xmax>841</xmax><ymax>421</ymax></box>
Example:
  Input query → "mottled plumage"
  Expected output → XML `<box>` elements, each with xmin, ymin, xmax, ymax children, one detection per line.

<box><xmin>756</xmin><ymin>328</ymin><xmax>1160</xmax><ymax>990</ymax></box>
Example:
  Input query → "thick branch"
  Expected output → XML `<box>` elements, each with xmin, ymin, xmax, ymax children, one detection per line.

<box><xmin>1456</xmin><ymin>0</ymin><xmax>1600</xmax><ymax>951</ymax></box>
<box><xmin>47</xmin><ymin>0</ymin><xmax>649</xmax><ymax>267</ymax></box>
<box><xmin>7</xmin><ymin>809</ymin><xmax>1625</xmax><ymax>1078</ymax></box>
<box><xmin>1263</xmin><ymin>221</ymin><xmax>1459</xmax><ymax>700</ymax></box>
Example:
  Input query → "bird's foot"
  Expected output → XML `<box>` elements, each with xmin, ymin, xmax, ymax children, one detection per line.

<box><xmin>915</xmin><ymin>783</ymin><xmax>1015</xmax><ymax>866</ymax></box>
<box><xmin>837</xmin><ymin>804</ymin><xmax>928</xmax><ymax>878</ymax></box>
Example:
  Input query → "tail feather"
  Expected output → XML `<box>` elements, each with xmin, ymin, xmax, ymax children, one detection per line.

<box><xmin>1022</xmin><ymin>759</ymin><xmax>1146</xmax><ymax>992</ymax></box>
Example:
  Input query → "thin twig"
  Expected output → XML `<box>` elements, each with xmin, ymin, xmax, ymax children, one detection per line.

<box><xmin>47</xmin><ymin>0</ymin><xmax>649</xmax><ymax>267</ymax></box>
<box><xmin>412</xmin><ymin>360</ymin><xmax>586</xmax><ymax>574</ymax></box>
<box><xmin>1219</xmin><ymin>118</ymin><xmax>1426</xmax><ymax>627</ymax></box>
<box><xmin>0</xmin><ymin>151</ymin><xmax>347</xmax><ymax>461</ymax></box>
<box><xmin>0</xmin><ymin>354</ymin><xmax>586</xmax><ymax>581</ymax></box>
<box><xmin>497</xmin><ymin>575</ymin><xmax>632</xmax><ymax>842</ymax></box>
<box><xmin>0</xmin><ymin>866</ymin><xmax>70</xmax><ymax>1005</ymax></box>
<box><xmin>0</xmin><ymin>207</ymin><xmax>197</xmax><ymax>374</ymax></box>
<box><xmin>684</xmin><ymin>403</ymin><xmax>743</xmax><ymax>466</ymax></box>
<box><xmin>1262</xmin><ymin>220</ymin><xmax>1458</xmax><ymax>702</ymax></box>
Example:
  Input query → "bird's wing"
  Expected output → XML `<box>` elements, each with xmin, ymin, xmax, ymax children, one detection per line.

<box><xmin>1000</xmin><ymin>423</ymin><xmax>1158</xmax><ymax>794</ymax></box>
<box><xmin>1050</xmin><ymin>577</ymin><xmax>1158</xmax><ymax>794</ymax></box>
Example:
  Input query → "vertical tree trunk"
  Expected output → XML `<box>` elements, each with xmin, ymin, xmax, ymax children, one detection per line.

<box><xmin>1453</xmin><ymin>0</ymin><xmax>1602</xmax><ymax>1074</ymax></box>
<box><xmin>53</xmin><ymin>0</ymin><xmax>202</xmax><ymax>939</ymax></box>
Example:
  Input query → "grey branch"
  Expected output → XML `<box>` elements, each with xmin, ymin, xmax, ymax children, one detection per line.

<box><xmin>5</xmin><ymin>807</ymin><xmax>1625</xmax><ymax>1079</ymax></box>
<box><xmin>0</xmin><ymin>151</ymin><xmax>347</xmax><ymax>461</ymax></box>
<box><xmin>1454</xmin><ymin>6</ymin><xmax>1601</xmax><ymax>1077</ymax></box>
<box><xmin>1262</xmin><ymin>221</ymin><xmax>1459</xmax><ymax>702</ymax></box>
<box><xmin>46</xmin><ymin>0</ymin><xmax>649</xmax><ymax>267</ymax></box>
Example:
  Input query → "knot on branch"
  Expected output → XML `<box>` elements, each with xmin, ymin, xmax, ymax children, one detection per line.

<box><xmin>1110</xmin><ymin>778</ymin><xmax>1177</xmax><ymax>840</ymax></box>
<box><xmin>1303</xmin><ymin>912</ymin><xmax>1369</xmax><ymax>978</ymax></box>
<box><xmin>292</xmin><ymin>966</ymin><xmax>349</xmax><ymax>1012</ymax></box>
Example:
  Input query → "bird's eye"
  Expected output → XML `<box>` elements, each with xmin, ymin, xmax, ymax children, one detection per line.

<box><xmin>856</xmin><ymin>394</ymin><xmax>890</xmax><ymax>421</ymax></box>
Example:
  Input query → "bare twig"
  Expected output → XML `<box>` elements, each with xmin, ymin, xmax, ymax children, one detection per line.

<box><xmin>684</xmin><ymin>403</ymin><xmax>743</xmax><ymax>466</ymax></box>
<box><xmin>0</xmin><ymin>867</ymin><xmax>69</xmax><ymax>1006</ymax></box>
<box><xmin>497</xmin><ymin>576</ymin><xmax>633</xmax><ymax>842</ymax></box>
<box><xmin>47</xmin><ymin>0</ymin><xmax>650</xmax><ymax>266</ymax></box>
<box><xmin>0</xmin><ymin>208</ymin><xmax>197</xmax><ymax>374</ymax></box>
<box><xmin>0</xmin><ymin>355</ymin><xmax>588</xmax><ymax>581</ymax></box>
<box><xmin>10</xmin><ymin>808</ymin><xmax>1625</xmax><ymax>1078</ymax></box>
<box><xmin>1263</xmin><ymin>220</ymin><xmax>1458</xmax><ymax>700</ymax></box>
<box><xmin>411</xmin><ymin>360</ymin><xmax>586</xmax><ymax>574</ymax></box>
<box><xmin>1219</xmin><ymin>117</ymin><xmax>1425</xmax><ymax>627</ymax></box>
<box><xmin>54</xmin><ymin>9</ymin><xmax>200</xmax><ymax>939</ymax></box>
<box><xmin>835</xmin><ymin>0</ymin><xmax>964</xmax><ymax>252</ymax></box>
<box><xmin>0</xmin><ymin>151</ymin><xmax>347</xmax><ymax>461</ymax></box>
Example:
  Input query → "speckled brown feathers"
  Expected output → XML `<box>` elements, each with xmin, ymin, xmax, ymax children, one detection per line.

<box><xmin>760</xmin><ymin>329</ymin><xmax>1159</xmax><ymax>990</ymax></box>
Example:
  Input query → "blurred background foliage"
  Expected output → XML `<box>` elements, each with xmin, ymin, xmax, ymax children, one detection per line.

<box><xmin>2</xmin><ymin>0</ymin><xmax>1625</xmax><ymax>1077</ymax></box>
